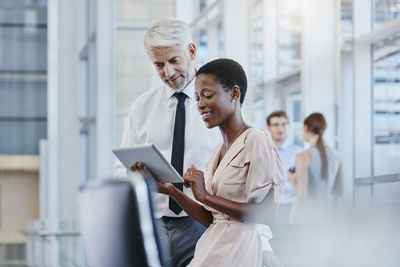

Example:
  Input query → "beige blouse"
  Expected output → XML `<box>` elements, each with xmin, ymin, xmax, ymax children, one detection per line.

<box><xmin>188</xmin><ymin>128</ymin><xmax>285</xmax><ymax>267</ymax></box>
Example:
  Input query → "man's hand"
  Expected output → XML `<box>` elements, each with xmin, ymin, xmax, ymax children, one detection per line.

<box><xmin>129</xmin><ymin>162</ymin><xmax>175</xmax><ymax>195</ymax></box>
<box><xmin>183</xmin><ymin>164</ymin><xmax>209</xmax><ymax>203</ymax></box>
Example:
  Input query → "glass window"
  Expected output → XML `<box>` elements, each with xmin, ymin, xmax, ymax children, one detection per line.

<box><xmin>372</xmin><ymin>34</ymin><xmax>400</xmax><ymax>175</ymax></box>
<box><xmin>0</xmin><ymin>0</ymin><xmax>47</xmax><ymax>154</ymax></box>
<box><xmin>341</xmin><ymin>0</ymin><xmax>353</xmax><ymax>49</ymax></box>
<box><xmin>197</xmin><ymin>29</ymin><xmax>208</xmax><ymax>66</ymax></box>
<box><xmin>374</xmin><ymin>0</ymin><xmax>400</xmax><ymax>29</ymax></box>
<box><xmin>250</xmin><ymin>0</ymin><xmax>263</xmax><ymax>85</ymax></box>
<box><xmin>115</xmin><ymin>0</ymin><xmax>175</xmax><ymax>145</ymax></box>
<box><xmin>250</xmin><ymin>0</ymin><xmax>264</xmax><ymax>128</ymax></box>
<box><xmin>287</xmin><ymin>92</ymin><xmax>302</xmax><ymax>146</ymax></box>
<box><xmin>277</xmin><ymin>0</ymin><xmax>301</xmax><ymax>74</ymax></box>
<box><xmin>199</xmin><ymin>0</ymin><xmax>207</xmax><ymax>12</ymax></box>
<box><xmin>218</xmin><ymin>23</ymin><xmax>224</xmax><ymax>57</ymax></box>
<box><xmin>341</xmin><ymin>0</ymin><xmax>353</xmax><ymax>27</ymax></box>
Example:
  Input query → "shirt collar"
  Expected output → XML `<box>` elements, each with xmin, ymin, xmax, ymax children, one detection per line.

<box><xmin>166</xmin><ymin>79</ymin><xmax>195</xmax><ymax>101</ymax></box>
<box><xmin>278</xmin><ymin>139</ymin><xmax>290</xmax><ymax>151</ymax></box>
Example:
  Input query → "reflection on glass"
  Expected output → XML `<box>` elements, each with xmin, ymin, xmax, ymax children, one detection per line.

<box><xmin>374</xmin><ymin>0</ymin><xmax>400</xmax><ymax>28</ymax></box>
<box><xmin>277</xmin><ymin>0</ymin><xmax>301</xmax><ymax>74</ymax></box>
<box><xmin>0</xmin><ymin>1</ymin><xmax>47</xmax><ymax>154</ymax></box>
<box><xmin>372</xmin><ymin>34</ymin><xmax>400</xmax><ymax>175</ymax></box>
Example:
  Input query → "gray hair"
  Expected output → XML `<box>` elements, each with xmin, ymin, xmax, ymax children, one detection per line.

<box><xmin>144</xmin><ymin>18</ymin><xmax>192</xmax><ymax>52</ymax></box>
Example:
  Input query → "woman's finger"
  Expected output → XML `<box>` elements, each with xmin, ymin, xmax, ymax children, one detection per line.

<box><xmin>184</xmin><ymin>176</ymin><xmax>195</xmax><ymax>184</ymax></box>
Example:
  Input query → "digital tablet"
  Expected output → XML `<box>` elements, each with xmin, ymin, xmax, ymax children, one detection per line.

<box><xmin>112</xmin><ymin>144</ymin><xmax>184</xmax><ymax>183</ymax></box>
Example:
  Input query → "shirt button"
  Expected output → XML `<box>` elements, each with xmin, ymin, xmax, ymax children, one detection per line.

<box><xmin>240</xmin><ymin>162</ymin><xmax>244</xmax><ymax>167</ymax></box>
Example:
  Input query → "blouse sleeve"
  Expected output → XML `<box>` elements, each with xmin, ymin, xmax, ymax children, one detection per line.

<box><xmin>245</xmin><ymin>130</ymin><xmax>285</xmax><ymax>204</ymax></box>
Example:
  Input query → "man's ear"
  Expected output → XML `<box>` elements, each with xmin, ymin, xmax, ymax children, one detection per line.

<box><xmin>188</xmin><ymin>43</ymin><xmax>196</xmax><ymax>60</ymax></box>
<box><xmin>231</xmin><ymin>85</ymin><xmax>240</xmax><ymax>102</ymax></box>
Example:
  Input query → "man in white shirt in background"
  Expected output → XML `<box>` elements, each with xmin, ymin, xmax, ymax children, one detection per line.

<box><xmin>114</xmin><ymin>19</ymin><xmax>220</xmax><ymax>266</ymax></box>
<box><xmin>267</xmin><ymin>111</ymin><xmax>302</xmax><ymax>224</ymax></box>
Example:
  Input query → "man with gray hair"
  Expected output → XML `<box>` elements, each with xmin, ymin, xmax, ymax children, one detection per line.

<box><xmin>115</xmin><ymin>18</ymin><xmax>220</xmax><ymax>266</ymax></box>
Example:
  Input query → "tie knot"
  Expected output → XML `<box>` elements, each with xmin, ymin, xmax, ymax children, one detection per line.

<box><xmin>174</xmin><ymin>92</ymin><xmax>187</xmax><ymax>104</ymax></box>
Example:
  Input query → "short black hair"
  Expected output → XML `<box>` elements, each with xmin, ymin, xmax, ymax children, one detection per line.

<box><xmin>196</xmin><ymin>58</ymin><xmax>247</xmax><ymax>104</ymax></box>
<box><xmin>266</xmin><ymin>111</ymin><xmax>288</xmax><ymax>125</ymax></box>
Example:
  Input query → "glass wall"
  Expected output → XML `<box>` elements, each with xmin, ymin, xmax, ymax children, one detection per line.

<box><xmin>372</xmin><ymin>34</ymin><xmax>400</xmax><ymax>175</ymax></box>
<box><xmin>287</xmin><ymin>92</ymin><xmax>302</xmax><ymax>146</ymax></box>
<box><xmin>341</xmin><ymin>0</ymin><xmax>353</xmax><ymax>49</ymax></box>
<box><xmin>192</xmin><ymin>0</ymin><xmax>223</xmax><ymax>67</ymax></box>
<box><xmin>0</xmin><ymin>0</ymin><xmax>47</xmax><ymax>154</ymax></box>
<box><xmin>197</xmin><ymin>29</ymin><xmax>208</xmax><ymax>66</ymax></box>
<box><xmin>277</xmin><ymin>0</ymin><xmax>301</xmax><ymax>74</ymax></box>
<box><xmin>374</xmin><ymin>0</ymin><xmax>400</xmax><ymax>28</ymax></box>
<box><xmin>115</xmin><ymin>0</ymin><xmax>174</xmax><ymax>145</ymax></box>
<box><xmin>250</xmin><ymin>0</ymin><xmax>264</xmax><ymax>128</ymax></box>
<box><xmin>250</xmin><ymin>0</ymin><xmax>263</xmax><ymax>85</ymax></box>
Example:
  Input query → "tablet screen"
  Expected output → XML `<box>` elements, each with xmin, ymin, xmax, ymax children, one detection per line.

<box><xmin>113</xmin><ymin>144</ymin><xmax>184</xmax><ymax>183</ymax></box>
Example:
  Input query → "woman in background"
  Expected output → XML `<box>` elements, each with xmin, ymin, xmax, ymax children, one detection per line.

<box><xmin>289</xmin><ymin>113</ymin><xmax>344</xmax><ymax>224</ymax></box>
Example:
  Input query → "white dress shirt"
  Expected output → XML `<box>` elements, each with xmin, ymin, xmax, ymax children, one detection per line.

<box><xmin>277</xmin><ymin>140</ymin><xmax>303</xmax><ymax>204</ymax></box>
<box><xmin>114</xmin><ymin>81</ymin><xmax>221</xmax><ymax>218</ymax></box>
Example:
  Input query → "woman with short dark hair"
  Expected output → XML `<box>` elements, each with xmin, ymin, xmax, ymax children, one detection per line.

<box><xmin>134</xmin><ymin>58</ymin><xmax>284</xmax><ymax>266</ymax></box>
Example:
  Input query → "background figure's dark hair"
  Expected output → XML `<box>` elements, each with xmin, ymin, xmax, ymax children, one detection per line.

<box><xmin>266</xmin><ymin>110</ymin><xmax>288</xmax><ymax>125</ymax></box>
<box><xmin>196</xmin><ymin>58</ymin><xmax>247</xmax><ymax>104</ymax></box>
<box><xmin>304</xmin><ymin>113</ymin><xmax>328</xmax><ymax>180</ymax></box>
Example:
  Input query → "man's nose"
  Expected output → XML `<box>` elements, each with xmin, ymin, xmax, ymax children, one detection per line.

<box><xmin>164</xmin><ymin>63</ymin><xmax>174</xmax><ymax>77</ymax></box>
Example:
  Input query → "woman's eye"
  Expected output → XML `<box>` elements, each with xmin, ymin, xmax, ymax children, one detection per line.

<box><xmin>204</xmin><ymin>93</ymin><xmax>213</xmax><ymax>99</ymax></box>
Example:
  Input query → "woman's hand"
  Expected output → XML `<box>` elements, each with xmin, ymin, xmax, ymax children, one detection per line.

<box><xmin>129</xmin><ymin>162</ymin><xmax>174</xmax><ymax>195</ymax></box>
<box><xmin>155</xmin><ymin>181</ymin><xmax>175</xmax><ymax>195</ymax></box>
<box><xmin>183</xmin><ymin>165</ymin><xmax>210</xmax><ymax>203</ymax></box>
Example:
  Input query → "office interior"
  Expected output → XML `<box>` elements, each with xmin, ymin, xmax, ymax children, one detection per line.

<box><xmin>0</xmin><ymin>0</ymin><xmax>399</xmax><ymax>266</ymax></box>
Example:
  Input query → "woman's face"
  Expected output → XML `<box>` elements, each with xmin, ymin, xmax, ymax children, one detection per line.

<box><xmin>194</xmin><ymin>73</ymin><xmax>235</xmax><ymax>129</ymax></box>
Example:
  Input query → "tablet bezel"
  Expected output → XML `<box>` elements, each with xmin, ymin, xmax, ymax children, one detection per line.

<box><xmin>112</xmin><ymin>144</ymin><xmax>184</xmax><ymax>183</ymax></box>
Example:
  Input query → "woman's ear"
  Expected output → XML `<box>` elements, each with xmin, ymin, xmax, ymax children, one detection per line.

<box><xmin>231</xmin><ymin>85</ymin><xmax>240</xmax><ymax>103</ymax></box>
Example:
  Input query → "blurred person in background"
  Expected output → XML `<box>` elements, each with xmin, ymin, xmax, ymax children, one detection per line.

<box><xmin>267</xmin><ymin>111</ymin><xmax>302</xmax><ymax>223</ymax></box>
<box><xmin>289</xmin><ymin>113</ymin><xmax>344</xmax><ymax>224</ymax></box>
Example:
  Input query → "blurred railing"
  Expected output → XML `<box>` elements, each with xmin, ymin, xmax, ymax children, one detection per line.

<box><xmin>353</xmin><ymin>173</ymin><xmax>400</xmax><ymax>206</ymax></box>
<box><xmin>25</xmin><ymin>221</ymin><xmax>83</xmax><ymax>266</ymax></box>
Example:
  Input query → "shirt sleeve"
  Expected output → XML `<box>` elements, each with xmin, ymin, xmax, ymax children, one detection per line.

<box><xmin>245</xmin><ymin>130</ymin><xmax>285</xmax><ymax>204</ymax></box>
<box><xmin>114</xmin><ymin>103</ymin><xmax>140</xmax><ymax>178</ymax></box>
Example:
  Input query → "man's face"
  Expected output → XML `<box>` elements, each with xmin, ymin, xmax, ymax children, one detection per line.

<box><xmin>148</xmin><ymin>44</ymin><xmax>196</xmax><ymax>90</ymax></box>
<box><xmin>267</xmin><ymin>116</ymin><xmax>288</xmax><ymax>143</ymax></box>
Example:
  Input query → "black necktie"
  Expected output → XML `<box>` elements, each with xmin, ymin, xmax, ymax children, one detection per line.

<box><xmin>169</xmin><ymin>92</ymin><xmax>187</xmax><ymax>214</ymax></box>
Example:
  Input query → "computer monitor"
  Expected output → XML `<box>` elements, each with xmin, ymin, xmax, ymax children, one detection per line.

<box><xmin>78</xmin><ymin>173</ymin><xmax>170</xmax><ymax>267</ymax></box>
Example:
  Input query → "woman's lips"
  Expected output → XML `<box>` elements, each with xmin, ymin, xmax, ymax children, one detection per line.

<box><xmin>201</xmin><ymin>111</ymin><xmax>212</xmax><ymax>121</ymax></box>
